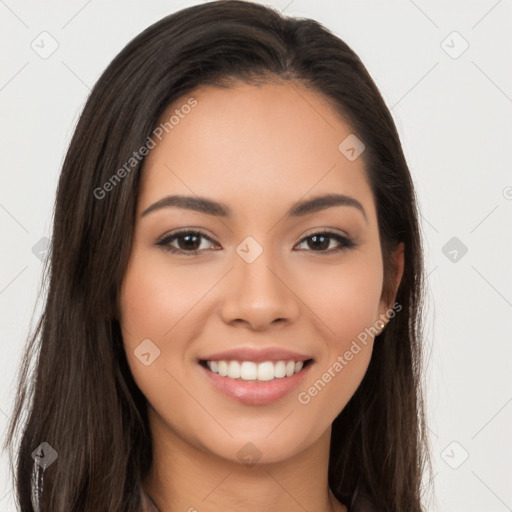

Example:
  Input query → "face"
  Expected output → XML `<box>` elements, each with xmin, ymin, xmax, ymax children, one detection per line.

<box><xmin>119</xmin><ymin>81</ymin><xmax>403</xmax><ymax>465</ymax></box>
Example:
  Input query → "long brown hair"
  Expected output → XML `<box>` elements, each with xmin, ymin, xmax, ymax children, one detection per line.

<box><xmin>4</xmin><ymin>1</ymin><xmax>432</xmax><ymax>510</ymax></box>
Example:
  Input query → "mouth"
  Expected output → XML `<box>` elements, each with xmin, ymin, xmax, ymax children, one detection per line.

<box><xmin>199</xmin><ymin>358</ymin><xmax>314</xmax><ymax>382</ymax></box>
<box><xmin>198</xmin><ymin>358</ymin><xmax>315</xmax><ymax>405</ymax></box>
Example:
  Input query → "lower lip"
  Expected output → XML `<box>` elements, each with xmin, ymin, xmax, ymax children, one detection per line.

<box><xmin>199</xmin><ymin>362</ymin><xmax>313</xmax><ymax>405</ymax></box>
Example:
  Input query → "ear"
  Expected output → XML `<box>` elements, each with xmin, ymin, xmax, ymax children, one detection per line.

<box><xmin>376</xmin><ymin>242</ymin><xmax>404</xmax><ymax>333</ymax></box>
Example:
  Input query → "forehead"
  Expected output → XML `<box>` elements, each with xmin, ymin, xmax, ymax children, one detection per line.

<box><xmin>138</xmin><ymin>82</ymin><xmax>375</xmax><ymax>221</ymax></box>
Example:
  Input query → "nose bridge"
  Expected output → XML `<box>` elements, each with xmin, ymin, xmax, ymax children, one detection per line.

<box><xmin>235</xmin><ymin>235</ymin><xmax>286</xmax><ymax>300</ymax></box>
<box><xmin>220</xmin><ymin>234</ymin><xmax>299</xmax><ymax>328</ymax></box>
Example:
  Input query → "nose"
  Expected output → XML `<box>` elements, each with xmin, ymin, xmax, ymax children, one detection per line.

<box><xmin>219</xmin><ymin>248</ymin><xmax>300</xmax><ymax>331</ymax></box>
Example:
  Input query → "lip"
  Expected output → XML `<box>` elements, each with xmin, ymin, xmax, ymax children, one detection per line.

<box><xmin>198</xmin><ymin>359</ymin><xmax>313</xmax><ymax>405</ymax></box>
<box><xmin>198</xmin><ymin>346</ymin><xmax>313</xmax><ymax>363</ymax></box>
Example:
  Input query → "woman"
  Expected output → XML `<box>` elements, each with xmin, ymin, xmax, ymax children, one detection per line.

<box><xmin>4</xmin><ymin>1</ymin><xmax>432</xmax><ymax>511</ymax></box>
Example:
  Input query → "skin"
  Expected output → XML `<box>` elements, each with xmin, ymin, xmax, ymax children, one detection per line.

<box><xmin>119</xmin><ymin>81</ymin><xmax>404</xmax><ymax>512</ymax></box>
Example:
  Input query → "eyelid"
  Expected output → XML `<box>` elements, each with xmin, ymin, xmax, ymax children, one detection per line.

<box><xmin>157</xmin><ymin>226</ymin><xmax>352</xmax><ymax>244</ymax></box>
<box><xmin>300</xmin><ymin>226</ymin><xmax>351</xmax><ymax>239</ymax></box>
<box><xmin>156</xmin><ymin>226</ymin><xmax>214</xmax><ymax>241</ymax></box>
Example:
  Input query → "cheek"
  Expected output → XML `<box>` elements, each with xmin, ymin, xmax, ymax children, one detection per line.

<box><xmin>119</xmin><ymin>254</ymin><xmax>216</xmax><ymax>450</ymax></box>
<box><xmin>299</xmin><ymin>253</ymin><xmax>384</xmax><ymax>343</ymax></box>
<box><xmin>293</xmin><ymin>253</ymin><xmax>382</xmax><ymax>415</ymax></box>
<box><xmin>118</xmin><ymin>248</ymin><xmax>219</xmax><ymax>406</ymax></box>
<box><xmin>119</xmin><ymin>248</ymin><xmax>204</xmax><ymax>341</ymax></box>
<box><xmin>119</xmin><ymin>250</ymin><xmax>183</xmax><ymax>393</ymax></box>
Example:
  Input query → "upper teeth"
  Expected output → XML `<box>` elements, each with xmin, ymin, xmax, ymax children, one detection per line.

<box><xmin>206</xmin><ymin>360</ymin><xmax>305</xmax><ymax>381</ymax></box>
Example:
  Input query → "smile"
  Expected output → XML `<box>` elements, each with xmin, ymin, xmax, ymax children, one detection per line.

<box><xmin>202</xmin><ymin>359</ymin><xmax>311</xmax><ymax>381</ymax></box>
<box><xmin>198</xmin><ymin>358</ymin><xmax>314</xmax><ymax>405</ymax></box>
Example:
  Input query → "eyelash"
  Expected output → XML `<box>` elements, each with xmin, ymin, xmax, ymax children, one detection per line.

<box><xmin>155</xmin><ymin>229</ymin><xmax>358</xmax><ymax>255</ymax></box>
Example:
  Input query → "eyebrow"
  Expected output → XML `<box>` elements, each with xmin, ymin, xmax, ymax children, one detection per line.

<box><xmin>140</xmin><ymin>193</ymin><xmax>368</xmax><ymax>223</ymax></box>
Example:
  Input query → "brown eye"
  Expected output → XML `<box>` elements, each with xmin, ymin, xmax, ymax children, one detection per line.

<box><xmin>156</xmin><ymin>230</ymin><xmax>218</xmax><ymax>254</ymax></box>
<box><xmin>295</xmin><ymin>231</ymin><xmax>357</xmax><ymax>254</ymax></box>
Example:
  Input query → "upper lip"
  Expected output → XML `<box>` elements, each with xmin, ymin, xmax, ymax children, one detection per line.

<box><xmin>199</xmin><ymin>347</ymin><xmax>313</xmax><ymax>363</ymax></box>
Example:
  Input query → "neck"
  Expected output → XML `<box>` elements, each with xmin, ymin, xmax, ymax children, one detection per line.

<box><xmin>142</xmin><ymin>407</ymin><xmax>347</xmax><ymax>512</ymax></box>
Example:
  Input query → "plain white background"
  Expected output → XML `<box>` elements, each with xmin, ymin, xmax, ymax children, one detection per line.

<box><xmin>1</xmin><ymin>1</ymin><xmax>511</xmax><ymax>510</ymax></box>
